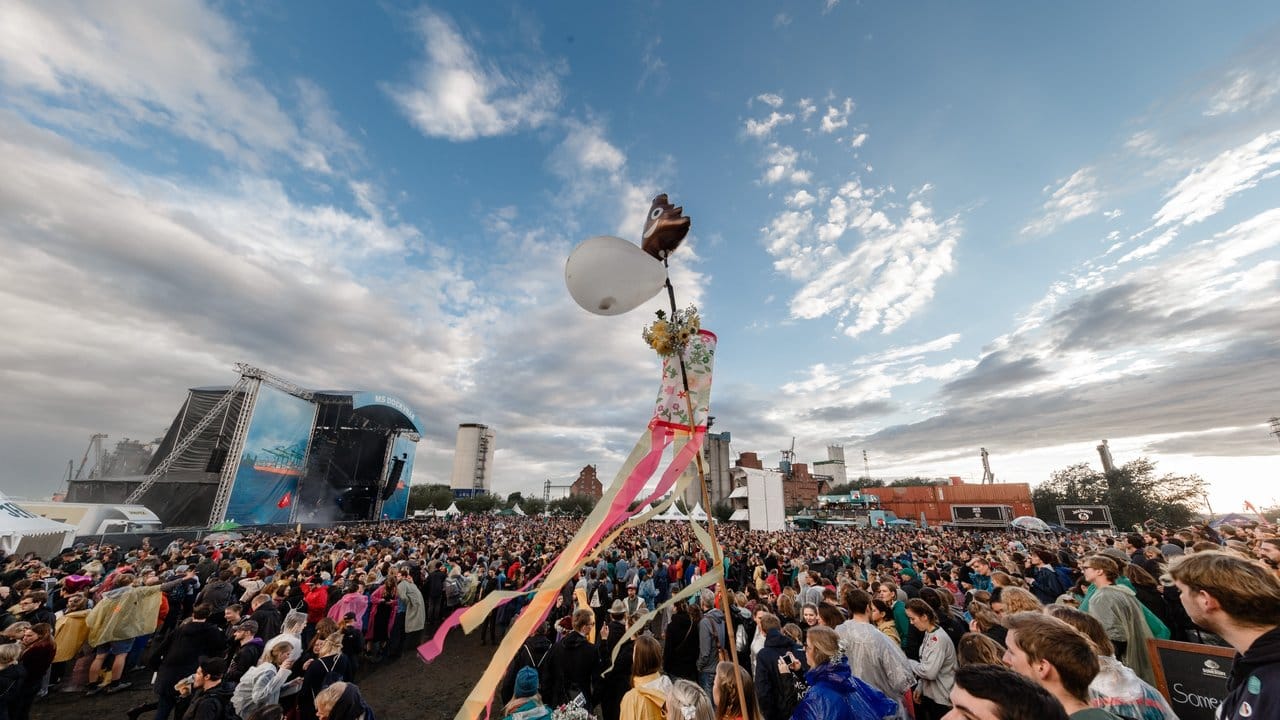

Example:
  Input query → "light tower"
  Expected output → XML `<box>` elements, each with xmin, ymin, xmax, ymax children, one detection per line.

<box><xmin>1270</xmin><ymin>417</ymin><xmax>1280</xmax><ymax>445</ymax></box>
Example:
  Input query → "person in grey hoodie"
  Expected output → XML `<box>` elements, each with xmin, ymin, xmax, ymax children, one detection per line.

<box><xmin>695</xmin><ymin>590</ymin><xmax>726</xmax><ymax>698</ymax></box>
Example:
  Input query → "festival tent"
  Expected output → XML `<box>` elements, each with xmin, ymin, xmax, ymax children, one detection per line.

<box><xmin>0</xmin><ymin>495</ymin><xmax>77</xmax><ymax>559</ymax></box>
<box><xmin>653</xmin><ymin>504</ymin><xmax>688</xmax><ymax>522</ymax></box>
<box><xmin>444</xmin><ymin>502</ymin><xmax>462</xmax><ymax>517</ymax></box>
<box><xmin>688</xmin><ymin>503</ymin><xmax>709</xmax><ymax>521</ymax></box>
<box><xmin>512</xmin><ymin>503</ymin><xmax>527</xmax><ymax>516</ymax></box>
<box><xmin>728</xmin><ymin>509</ymin><xmax>749</xmax><ymax>522</ymax></box>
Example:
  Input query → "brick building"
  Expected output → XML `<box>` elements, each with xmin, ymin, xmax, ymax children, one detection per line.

<box><xmin>735</xmin><ymin>452</ymin><xmax>826</xmax><ymax>510</ymax></box>
<box><xmin>570</xmin><ymin>464</ymin><xmax>603</xmax><ymax>500</ymax></box>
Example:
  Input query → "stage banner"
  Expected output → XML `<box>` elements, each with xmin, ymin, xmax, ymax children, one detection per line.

<box><xmin>379</xmin><ymin>435</ymin><xmax>417</xmax><ymax>520</ymax></box>
<box><xmin>225</xmin><ymin>385</ymin><xmax>317</xmax><ymax>526</ymax></box>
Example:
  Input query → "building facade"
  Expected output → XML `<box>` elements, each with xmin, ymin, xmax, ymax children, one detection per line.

<box><xmin>450</xmin><ymin>423</ymin><xmax>495</xmax><ymax>498</ymax></box>
<box><xmin>570</xmin><ymin>464</ymin><xmax>603</xmax><ymax>500</ymax></box>
<box><xmin>682</xmin><ymin>431</ymin><xmax>733</xmax><ymax>509</ymax></box>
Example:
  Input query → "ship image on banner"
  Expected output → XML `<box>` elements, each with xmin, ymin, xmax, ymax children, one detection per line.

<box><xmin>225</xmin><ymin>385</ymin><xmax>318</xmax><ymax>525</ymax></box>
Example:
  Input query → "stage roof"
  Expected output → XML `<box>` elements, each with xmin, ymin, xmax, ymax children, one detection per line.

<box><xmin>191</xmin><ymin>385</ymin><xmax>423</xmax><ymax>435</ymax></box>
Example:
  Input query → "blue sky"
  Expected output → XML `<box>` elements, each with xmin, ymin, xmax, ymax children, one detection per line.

<box><xmin>2</xmin><ymin>2</ymin><xmax>1279</xmax><ymax>515</ymax></box>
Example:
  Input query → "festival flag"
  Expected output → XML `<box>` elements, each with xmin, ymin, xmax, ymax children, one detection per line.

<box><xmin>277</xmin><ymin>491</ymin><xmax>292</xmax><ymax>508</ymax></box>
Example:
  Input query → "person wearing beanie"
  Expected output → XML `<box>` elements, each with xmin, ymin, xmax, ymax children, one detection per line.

<box><xmin>898</xmin><ymin>567</ymin><xmax>924</xmax><ymax>599</ymax></box>
<box><xmin>501</xmin><ymin>666</ymin><xmax>551</xmax><ymax>720</ymax></box>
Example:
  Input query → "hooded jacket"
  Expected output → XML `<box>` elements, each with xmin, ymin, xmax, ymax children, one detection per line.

<box><xmin>1219</xmin><ymin>626</ymin><xmax>1280</xmax><ymax>720</ymax></box>
<box><xmin>1085</xmin><ymin>583</ymin><xmax>1156</xmax><ymax>686</ymax></box>
<box><xmin>619</xmin><ymin>672</ymin><xmax>672</xmax><ymax>720</ymax></box>
<box><xmin>696</xmin><ymin>608</ymin><xmax>726</xmax><ymax>674</ymax></box>
<box><xmin>53</xmin><ymin>608</ymin><xmax>90</xmax><ymax>662</ymax></box>
<box><xmin>543</xmin><ymin>631</ymin><xmax>597</xmax><ymax>707</ymax></box>
<box><xmin>791</xmin><ymin>658</ymin><xmax>898</xmax><ymax>720</ymax></box>
<box><xmin>156</xmin><ymin>618</ymin><xmax>227</xmax><ymax>689</ymax></box>
<box><xmin>754</xmin><ymin>628</ymin><xmax>807</xmax><ymax>720</ymax></box>
<box><xmin>181</xmin><ymin>681</ymin><xmax>236</xmax><ymax>720</ymax></box>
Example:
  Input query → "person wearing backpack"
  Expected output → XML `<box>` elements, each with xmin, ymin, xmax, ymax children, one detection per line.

<box><xmin>297</xmin><ymin>633</ymin><xmax>350</xmax><ymax>720</ymax></box>
<box><xmin>499</xmin><ymin>622</ymin><xmax>552</xmax><ymax>705</ymax></box>
<box><xmin>180</xmin><ymin>657</ymin><xmax>240</xmax><ymax>720</ymax></box>
<box><xmin>695</xmin><ymin>589</ymin><xmax>727</xmax><ymax>697</ymax></box>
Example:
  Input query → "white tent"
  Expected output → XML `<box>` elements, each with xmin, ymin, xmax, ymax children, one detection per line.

<box><xmin>653</xmin><ymin>504</ymin><xmax>688</xmax><ymax>522</ymax></box>
<box><xmin>688</xmin><ymin>503</ymin><xmax>709</xmax><ymax>521</ymax></box>
<box><xmin>512</xmin><ymin>503</ymin><xmax>527</xmax><ymax>516</ymax></box>
<box><xmin>0</xmin><ymin>495</ymin><xmax>77</xmax><ymax>559</ymax></box>
<box><xmin>444</xmin><ymin>502</ymin><xmax>462</xmax><ymax>517</ymax></box>
<box><xmin>727</xmin><ymin>509</ymin><xmax>749</xmax><ymax>522</ymax></box>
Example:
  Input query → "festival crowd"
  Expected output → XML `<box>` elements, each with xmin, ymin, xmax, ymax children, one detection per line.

<box><xmin>0</xmin><ymin>513</ymin><xmax>1277</xmax><ymax>720</ymax></box>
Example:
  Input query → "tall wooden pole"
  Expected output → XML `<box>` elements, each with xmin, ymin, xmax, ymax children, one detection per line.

<box><xmin>663</xmin><ymin>264</ymin><xmax>750</xmax><ymax>716</ymax></box>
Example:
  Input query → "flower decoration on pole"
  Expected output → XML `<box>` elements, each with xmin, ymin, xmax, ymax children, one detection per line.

<box><xmin>642</xmin><ymin>305</ymin><xmax>700</xmax><ymax>357</ymax></box>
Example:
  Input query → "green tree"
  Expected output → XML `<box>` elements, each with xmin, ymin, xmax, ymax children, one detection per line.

<box><xmin>506</xmin><ymin>491</ymin><xmax>524</xmax><ymax>507</ymax></box>
<box><xmin>1033</xmin><ymin>457</ymin><xmax>1207</xmax><ymax>530</ymax></box>
<box><xmin>408</xmin><ymin>484</ymin><xmax>455</xmax><ymax>513</ymax></box>
<box><xmin>548</xmin><ymin>494</ymin><xmax>596</xmax><ymax>517</ymax></box>
<box><xmin>712</xmin><ymin>500</ymin><xmax>734</xmax><ymax>523</ymax></box>
<box><xmin>521</xmin><ymin>497</ymin><xmax>548</xmax><ymax>516</ymax></box>
<box><xmin>888</xmin><ymin>477</ymin><xmax>937</xmax><ymax>487</ymax></box>
<box><xmin>457</xmin><ymin>493</ymin><xmax>500</xmax><ymax>514</ymax></box>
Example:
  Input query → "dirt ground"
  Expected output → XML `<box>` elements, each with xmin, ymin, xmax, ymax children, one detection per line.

<box><xmin>33</xmin><ymin>624</ymin><xmax>491</xmax><ymax>720</ymax></box>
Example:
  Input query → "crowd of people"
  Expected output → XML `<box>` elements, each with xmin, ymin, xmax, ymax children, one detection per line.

<box><xmin>0</xmin><ymin>511</ymin><xmax>1276</xmax><ymax>720</ymax></box>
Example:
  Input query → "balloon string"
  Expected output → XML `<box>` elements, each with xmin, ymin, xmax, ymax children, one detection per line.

<box><xmin>662</xmin><ymin>258</ymin><xmax>750</xmax><ymax>720</ymax></box>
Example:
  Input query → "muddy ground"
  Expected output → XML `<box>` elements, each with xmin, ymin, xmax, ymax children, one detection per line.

<box><xmin>34</xmin><ymin>624</ymin><xmax>490</xmax><ymax>720</ymax></box>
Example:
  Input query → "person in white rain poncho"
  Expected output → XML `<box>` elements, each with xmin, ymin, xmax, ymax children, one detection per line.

<box><xmin>836</xmin><ymin>589</ymin><xmax>915</xmax><ymax>717</ymax></box>
<box><xmin>1046</xmin><ymin>605</ymin><xmax>1178</xmax><ymax>720</ymax></box>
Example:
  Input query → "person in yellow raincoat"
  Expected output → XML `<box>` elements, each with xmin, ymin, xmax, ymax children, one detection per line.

<box><xmin>84</xmin><ymin>570</ymin><xmax>196</xmax><ymax>694</ymax></box>
<box><xmin>53</xmin><ymin>594</ymin><xmax>90</xmax><ymax>688</ymax></box>
<box><xmin>620</xmin><ymin>635</ymin><xmax>672</xmax><ymax>720</ymax></box>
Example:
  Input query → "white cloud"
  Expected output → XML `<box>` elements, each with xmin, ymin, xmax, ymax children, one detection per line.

<box><xmin>823</xmin><ymin>0</ymin><xmax>840</xmax><ymax>13</ymax></box>
<box><xmin>849</xmin><ymin>132</ymin><xmax>868</xmax><ymax>148</ymax></box>
<box><xmin>1021</xmin><ymin>167</ymin><xmax>1102</xmax><ymax>236</ymax></box>
<box><xmin>761</xmin><ymin>143</ymin><xmax>811</xmax><ymax>185</ymax></box>
<box><xmin>1205</xmin><ymin>69</ymin><xmax>1280</xmax><ymax>117</ymax></box>
<box><xmin>798</xmin><ymin>98</ymin><xmax>817</xmax><ymax>121</ymax></box>
<box><xmin>763</xmin><ymin>178</ymin><xmax>960</xmax><ymax>338</ymax></box>
<box><xmin>756</xmin><ymin>93</ymin><xmax>784</xmax><ymax>108</ymax></box>
<box><xmin>856</xmin><ymin>333</ymin><xmax>963</xmax><ymax>365</ymax></box>
<box><xmin>1103</xmin><ymin>209</ymin><xmax>1123</xmax><ymax>220</ymax></box>
<box><xmin>1153</xmin><ymin>129</ymin><xmax>1280</xmax><ymax>227</ymax></box>
<box><xmin>787</xmin><ymin>190</ymin><xmax>816</xmax><ymax>208</ymax></box>
<box><xmin>773</xmin><ymin>14</ymin><xmax>792</xmax><ymax>28</ymax></box>
<box><xmin>744</xmin><ymin>111</ymin><xmax>795</xmax><ymax>138</ymax></box>
<box><xmin>0</xmin><ymin>0</ymin><xmax>326</xmax><ymax>170</ymax></box>
<box><xmin>1118</xmin><ymin>229</ymin><xmax>1177</xmax><ymax>263</ymax></box>
<box><xmin>820</xmin><ymin>98</ymin><xmax>855</xmax><ymax>133</ymax></box>
<box><xmin>386</xmin><ymin>8</ymin><xmax>562</xmax><ymax>141</ymax></box>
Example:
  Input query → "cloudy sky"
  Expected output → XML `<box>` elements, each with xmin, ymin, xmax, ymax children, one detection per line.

<box><xmin>2</xmin><ymin>2</ymin><xmax>1279</xmax><ymax>514</ymax></box>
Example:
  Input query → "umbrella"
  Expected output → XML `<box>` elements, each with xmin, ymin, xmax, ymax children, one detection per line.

<box><xmin>210</xmin><ymin>520</ymin><xmax>242</xmax><ymax>531</ymax></box>
<box><xmin>1011</xmin><ymin>516</ymin><xmax>1051</xmax><ymax>533</ymax></box>
<box><xmin>204</xmin><ymin>531</ymin><xmax>244</xmax><ymax>544</ymax></box>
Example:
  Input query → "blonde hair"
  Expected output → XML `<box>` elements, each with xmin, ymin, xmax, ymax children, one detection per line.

<box><xmin>668</xmin><ymin>678</ymin><xmax>713</xmax><ymax>720</ymax></box>
<box><xmin>315</xmin><ymin>681</ymin><xmax>347</xmax><ymax>715</ymax></box>
<box><xmin>0</xmin><ymin>643</ymin><xmax>20</xmax><ymax>667</ymax></box>
<box><xmin>805</xmin><ymin>626</ymin><xmax>841</xmax><ymax>665</ymax></box>
<box><xmin>1000</xmin><ymin>587</ymin><xmax>1042</xmax><ymax>614</ymax></box>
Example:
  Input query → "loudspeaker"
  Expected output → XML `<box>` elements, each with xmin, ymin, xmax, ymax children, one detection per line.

<box><xmin>381</xmin><ymin>456</ymin><xmax>405</xmax><ymax>500</ymax></box>
<box><xmin>206</xmin><ymin>447</ymin><xmax>229</xmax><ymax>473</ymax></box>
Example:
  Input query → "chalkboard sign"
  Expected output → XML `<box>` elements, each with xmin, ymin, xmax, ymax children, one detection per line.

<box><xmin>1147</xmin><ymin>639</ymin><xmax>1235</xmax><ymax>720</ymax></box>
<box><xmin>950</xmin><ymin>505</ymin><xmax>1010</xmax><ymax>523</ymax></box>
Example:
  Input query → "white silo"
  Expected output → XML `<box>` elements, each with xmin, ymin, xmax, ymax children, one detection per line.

<box><xmin>450</xmin><ymin>423</ymin><xmax>495</xmax><ymax>497</ymax></box>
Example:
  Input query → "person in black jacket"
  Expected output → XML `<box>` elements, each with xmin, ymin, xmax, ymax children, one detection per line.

<box><xmin>249</xmin><ymin>595</ymin><xmax>282</xmax><ymax>642</ymax></box>
<box><xmin>425</xmin><ymin>562</ymin><xmax>447</xmax><ymax>631</ymax></box>
<box><xmin>1170</xmin><ymin>552</ymin><xmax>1280</xmax><ymax>720</ymax></box>
<box><xmin>543</xmin><ymin>609</ymin><xmax>597</xmax><ymax>708</ymax></box>
<box><xmin>154</xmin><ymin>604</ymin><xmax>227</xmax><ymax>720</ymax></box>
<box><xmin>499</xmin><ymin>622</ymin><xmax>553</xmax><ymax>705</ymax></box>
<box><xmin>752</xmin><ymin>614</ymin><xmax>807</xmax><ymax>720</ymax></box>
<box><xmin>663</xmin><ymin>600</ymin><xmax>699</xmax><ymax>681</ymax></box>
<box><xmin>595</xmin><ymin>604</ymin><xmax>631</xmax><ymax>720</ymax></box>
<box><xmin>224</xmin><ymin>620</ymin><xmax>264</xmax><ymax>685</ymax></box>
<box><xmin>0</xmin><ymin>642</ymin><xmax>26</xmax><ymax>720</ymax></box>
<box><xmin>179</xmin><ymin>657</ymin><xmax>236</xmax><ymax>720</ymax></box>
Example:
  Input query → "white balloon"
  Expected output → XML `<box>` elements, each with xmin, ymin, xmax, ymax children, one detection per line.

<box><xmin>565</xmin><ymin>235</ymin><xmax>668</xmax><ymax>315</ymax></box>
